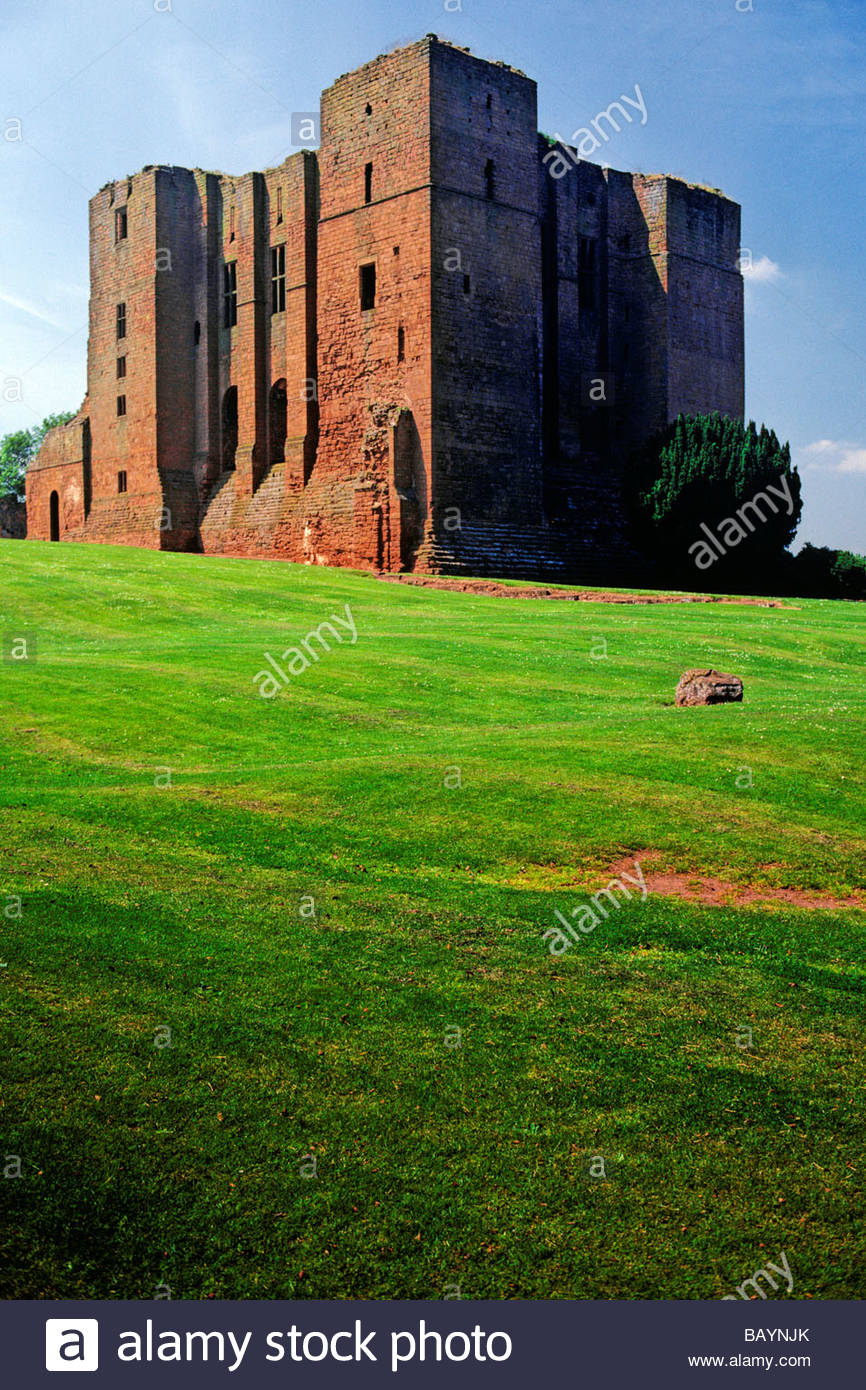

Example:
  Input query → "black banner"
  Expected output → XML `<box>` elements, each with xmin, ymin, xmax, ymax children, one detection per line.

<box><xmin>11</xmin><ymin>1299</ymin><xmax>859</xmax><ymax>1386</ymax></box>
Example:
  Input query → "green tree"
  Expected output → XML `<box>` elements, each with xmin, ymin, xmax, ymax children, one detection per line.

<box><xmin>0</xmin><ymin>411</ymin><xmax>76</xmax><ymax>501</ymax></box>
<box><xmin>787</xmin><ymin>543</ymin><xmax>866</xmax><ymax>600</ymax></box>
<box><xmin>627</xmin><ymin>412</ymin><xmax>801</xmax><ymax>590</ymax></box>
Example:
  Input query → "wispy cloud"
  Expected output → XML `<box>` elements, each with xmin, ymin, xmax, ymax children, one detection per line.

<box><xmin>741</xmin><ymin>255</ymin><xmax>782</xmax><ymax>283</ymax></box>
<box><xmin>0</xmin><ymin>288</ymin><xmax>68</xmax><ymax>330</ymax></box>
<box><xmin>799</xmin><ymin>439</ymin><xmax>866</xmax><ymax>474</ymax></box>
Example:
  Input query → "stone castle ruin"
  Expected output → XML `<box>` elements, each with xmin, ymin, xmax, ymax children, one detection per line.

<box><xmin>26</xmin><ymin>35</ymin><xmax>744</xmax><ymax>581</ymax></box>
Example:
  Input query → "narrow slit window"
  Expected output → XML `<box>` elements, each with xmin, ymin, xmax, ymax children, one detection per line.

<box><xmin>116</xmin><ymin>395</ymin><xmax>127</xmax><ymax>417</ymax></box>
<box><xmin>116</xmin><ymin>356</ymin><xmax>126</xmax><ymax>379</ymax></box>
<box><xmin>364</xmin><ymin>162</ymin><xmax>373</xmax><ymax>205</ymax></box>
<box><xmin>485</xmin><ymin>159</ymin><xmax>495</xmax><ymax>200</ymax></box>
<box><xmin>463</xmin><ymin>273</ymin><xmax>471</xmax><ymax>295</ymax></box>
<box><xmin>223</xmin><ymin>261</ymin><xmax>238</xmax><ymax>328</ymax></box>
<box><xmin>276</xmin><ymin>187</ymin><xmax>283</xmax><ymax>224</ymax></box>
<box><xmin>229</xmin><ymin>205</ymin><xmax>236</xmax><ymax>242</ymax></box>
<box><xmin>359</xmin><ymin>262</ymin><xmax>376</xmax><ymax>311</ymax></box>
<box><xmin>397</xmin><ymin>325</ymin><xmax>405</xmax><ymax>362</ymax></box>
<box><xmin>117</xmin><ymin>470</ymin><xmax>127</xmax><ymax>493</ymax></box>
<box><xmin>193</xmin><ymin>320</ymin><xmax>201</xmax><ymax>346</ymax></box>
<box><xmin>578</xmin><ymin>236</ymin><xmax>597</xmax><ymax>311</ymax></box>
<box><xmin>271</xmin><ymin>244</ymin><xmax>286</xmax><ymax>314</ymax></box>
<box><xmin>115</xmin><ymin>207</ymin><xmax>128</xmax><ymax>242</ymax></box>
<box><xmin>116</xmin><ymin>302</ymin><xmax>127</xmax><ymax>339</ymax></box>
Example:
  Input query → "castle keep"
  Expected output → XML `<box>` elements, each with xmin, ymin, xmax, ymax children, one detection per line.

<box><xmin>27</xmin><ymin>35</ymin><xmax>744</xmax><ymax>580</ymax></box>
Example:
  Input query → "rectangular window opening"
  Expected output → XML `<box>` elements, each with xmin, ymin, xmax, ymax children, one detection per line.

<box><xmin>116</xmin><ymin>356</ymin><xmax>126</xmax><ymax>379</ymax></box>
<box><xmin>117</xmin><ymin>470</ymin><xmax>128</xmax><ymax>493</ymax></box>
<box><xmin>364</xmin><ymin>162</ymin><xmax>373</xmax><ymax>205</ymax></box>
<box><xmin>276</xmin><ymin>186</ymin><xmax>283</xmax><ymax>225</ymax></box>
<box><xmin>223</xmin><ymin>261</ymin><xmax>238</xmax><ymax>328</ymax></box>
<box><xmin>397</xmin><ymin>325</ymin><xmax>405</xmax><ymax>362</ymax></box>
<box><xmin>485</xmin><ymin>159</ymin><xmax>495</xmax><ymax>200</ymax></box>
<box><xmin>115</xmin><ymin>207</ymin><xmax>128</xmax><ymax>242</ymax></box>
<box><xmin>116</xmin><ymin>302</ymin><xmax>127</xmax><ymax>339</ymax></box>
<box><xmin>463</xmin><ymin>273</ymin><xmax>471</xmax><ymax>295</ymax></box>
<box><xmin>116</xmin><ymin>395</ymin><xmax>127</xmax><ymax>417</ymax></box>
<box><xmin>271</xmin><ymin>244</ymin><xmax>286</xmax><ymax>314</ymax></box>
<box><xmin>359</xmin><ymin>261</ymin><xmax>376</xmax><ymax>311</ymax></box>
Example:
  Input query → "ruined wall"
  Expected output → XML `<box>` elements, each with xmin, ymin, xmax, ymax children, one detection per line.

<box><xmin>25</xmin><ymin>38</ymin><xmax>744</xmax><ymax>584</ymax></box>
<box><xmin>622</xmin><ymin>175</ymin><xmax>674</xmax><ymax>448</ymax></box>
<box><xmin>24</xmin><ymin>414</ymin><xmax>90</xmax><ymax>541</ymax></box>
<box><xmin>82</xmin><ymin>170</ymin><xmax>163</xmax><ymax>547</ymax></box>
<box><xmin>152</xmin><ymin>166</ymin><xmax>206</xmax><ymax>549</ymax></box>
<box><xmin>0</xmin><ymin>497</ymin><xmax>26</xmax><ymax>539</ymax></box>
<box><xmin>663</xmin><ymin>178</ymin><xmax>744</xmax><ymax>423</ymax></box>
<box><xmin>312</xmin><ymin>39</ymin><xmax>434</xmax><ymax>571</ymax></box>
<box><xmin>429</xmin><ymin>43</ymin><xmax>543</xmax><ymax>537</ymax></box>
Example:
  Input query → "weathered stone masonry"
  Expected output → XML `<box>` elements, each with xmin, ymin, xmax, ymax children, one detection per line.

<box><xmin>26</xmin><ymin>35</ymin><xmax>744</xmax><ymax>581</ymax></box>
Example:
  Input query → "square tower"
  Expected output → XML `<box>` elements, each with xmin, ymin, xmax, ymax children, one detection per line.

<box><xmin>316</xmin><ymin>36</ymin><xmax>544</xmax><ymax>570</ymax></box>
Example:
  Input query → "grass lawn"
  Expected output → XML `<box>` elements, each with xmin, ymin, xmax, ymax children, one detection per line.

<box><xmin>0</xmin><ymin>538</ymin><xmax>864</xmax><ymax>1300</ymax></box>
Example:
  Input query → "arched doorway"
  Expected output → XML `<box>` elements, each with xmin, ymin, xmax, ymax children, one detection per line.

<box><xmin>269</xmin><ymin>379</ymin><xmax>287</xmax><ymax>465</ymax></box>
<box><xmin>221</xmin><ymin>386</ymin><xmax>238</xmax><ymax>472</ymax></box>
<box><xmin>393</xmin><ymin>411</ymin><xmax>426</xmax><ymax>570</ymax></box>
<box><xmin>49</xmin><ymin>491</ymin><xmax>60</xmax><ymax>542</ymax></box>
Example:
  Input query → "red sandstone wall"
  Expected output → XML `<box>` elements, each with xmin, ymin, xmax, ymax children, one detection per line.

<box><xmin>664</xmin><ymin>179</ymin><xmax>744</xmax><ymax>423</ymax></box>
<box><xmin>24</xmin><ymin>39</ymin><xmax>744</xmax><ymax>583</ymax></box>
<box><xmin>430</xmin><ymin>43</ymin><xmax>543</xmax><ymax>531</ymax></box>
<box><xmin>609</xmin><ymin>172</ymin><xmax>670</xmax><ymax>450</ymax></box>
<box><xmin>198</xmin><ymin>152</ymin><xmax>318</xmax><ymax>559</ymax></box>
<box><xmin>314</xmin><ymin>39</ymin><xmax>434</xmax><ymax>571</ymax></box>
<box><xmin>262</xmin><ymin>152</ymin><xmax>319</xmax><ymax>491</ymax></box>
<box><xmin>25</xmin><ymin>414</ymin><xmax>89</xmax><ymax>541</ymax></box>
<box><xmin>82</xmin><ymin>171</ymin><xmax>165</xmax><ymax>546</ymax></box>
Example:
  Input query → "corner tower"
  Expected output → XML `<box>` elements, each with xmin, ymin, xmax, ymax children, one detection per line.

<box><xmin>315</xmin><ymin>38</ymin><xmax>435</xmax><ymax>571</ymax></box>
<box><xmin>315</xmin><ymin>36</ymin><xmax>544</xmax><ymax>571</ymax></box>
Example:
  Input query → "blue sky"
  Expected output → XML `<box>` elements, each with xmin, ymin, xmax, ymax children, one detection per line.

<box><xmin>1</xmin><ymin>0</ymin><xmax>864</xmax><ymax>551</ymax></box>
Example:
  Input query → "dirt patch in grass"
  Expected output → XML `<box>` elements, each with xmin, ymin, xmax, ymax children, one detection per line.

<box><xmin>380</xmin><ymin>575</ymin><xmax>788</xmax><ymax>606</ymax></box>
<box><xmin>611</xmin><ymin>853</ymin><xmax>865</xmax><ymax>910</ymax></box>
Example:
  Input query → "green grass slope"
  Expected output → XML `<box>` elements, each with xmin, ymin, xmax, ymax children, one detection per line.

<box><xmin>0</xmin><ymin>539</ymin><xmax>864</xmax><ymax>1299</ymax></box>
